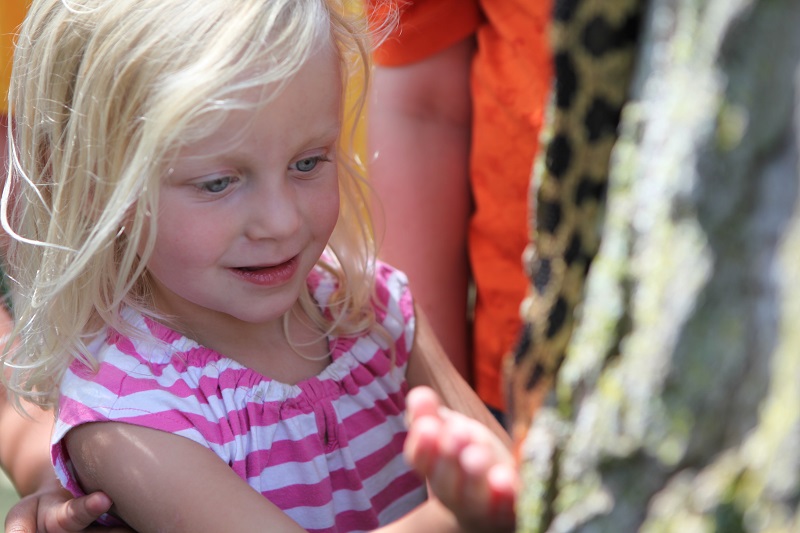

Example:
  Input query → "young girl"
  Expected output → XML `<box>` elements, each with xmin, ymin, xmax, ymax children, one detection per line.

<box><xmin>1</xmin><ymin>0</ymin><xmax>516</xmax><ymax>531</ymax></box>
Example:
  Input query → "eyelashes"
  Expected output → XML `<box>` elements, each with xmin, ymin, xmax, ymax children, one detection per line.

<box><xmin>188</xmin><ymin>152</ymin><xmax>334</xmax><ymax>195</ymax></box>
<box><xmin>195</xmin><ymin>175</ymin><xmax>237</xmax><ymax>194</ymax></box>
<box><xmin>292</xmin><ymin>154</ymin><xmax>332</xmax><ymax>174</ymax></box>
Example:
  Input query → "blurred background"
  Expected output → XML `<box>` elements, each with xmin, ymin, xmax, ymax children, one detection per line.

<box><xmin>1</xmin><ymin>470</ymin><xmax>16</xmax><ymax>520</ymax></box>
<box><xmin>1</xmin><ymin>0</ymin><xmax>27</xmax><ymax>521</ymax></box>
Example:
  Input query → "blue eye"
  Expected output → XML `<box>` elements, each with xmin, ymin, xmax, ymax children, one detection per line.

<box><xmin>295</xmin><ymin>157</ymin><xmax>319</xmax><ymax>172</ymax></box>
<box><xmin>197</xmin><ymin>176</ymin><xmax>233</xmax><ymax>193</ymax></box>
<box><xmin>293</xmin><ymin>155</ymin><xmax>331</xmax><ymax>173</ymax></box>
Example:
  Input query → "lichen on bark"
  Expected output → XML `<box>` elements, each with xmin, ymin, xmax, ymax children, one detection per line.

<box><xmin>517</xmin><ymin>0</ymin><xmax>800</xmax><ymax>531</ymax></box>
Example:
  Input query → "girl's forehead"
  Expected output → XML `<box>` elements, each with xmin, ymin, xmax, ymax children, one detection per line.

<box><xmin>167</xmin><ymin>81</ymin><xmax>287</xmax><ymax>154</ymax></box>
<box><xmin>168</xmin><ymin>49</ymin><xmax>343</xmax><ymax>163</ymax></box>
<box><xmin>199</xmin><ymin>41</ymin><xmax>342</xmax><ymax>119</ymax></box>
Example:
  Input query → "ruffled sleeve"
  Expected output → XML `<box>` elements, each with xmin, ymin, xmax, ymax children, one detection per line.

<box><xmin>371</xmin><ymin>261</ymin><xmax>416</xmax><ymax>368</ymax></box>
<box><xmin>51</xmin><ymin>328</ymin><xmax>246</xmax><ymax>502</ymax></box>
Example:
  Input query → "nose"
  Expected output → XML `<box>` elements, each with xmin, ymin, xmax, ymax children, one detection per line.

<box><xmin>244</xmin><ymin>177</ymin><xmax>301</xmax><ymax>241</ymax></box>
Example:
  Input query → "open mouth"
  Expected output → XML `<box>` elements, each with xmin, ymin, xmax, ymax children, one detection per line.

<box><xmin>230</xmin><ymin>256</ymin><xmax>299</xmax><ymax>285</ymax></box>
<box><xmin>236</xmin><ymin>265</ymin><xmax>273</xmax><ymax>272</ymax></box>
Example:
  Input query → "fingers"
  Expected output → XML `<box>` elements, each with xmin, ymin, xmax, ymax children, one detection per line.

<box><xmin>431</xmin><ymin>417</ymin><xmax>491</xmax><ymax>516</ymax></box>
<box><xmin>486</xmin><ymin>463</ymin><xmax>517</xmax><ymax>524</ymax></box>
<box><xmin>50</xmin><ymin>491</ymin><xmax>113</xmax><ymax>532</ymax></box>
<box><xmin>404</xmin><ymin>386</ymin><xmax>471</xmax><ymax>480</ymax></box>
<box><xmin>404</xmin><ymin>386</ymin><xmax>518</xmax><ymax>532</ymax></box>
<box><xmin>405</xmin><ymin>385</ymin><xmax>449</xmax><ymax>477</ymax></box>
<box><xmin>9</xmin><ymin>489</ymin><xmax>114</xmax><ymax>533</ymax></box>
<box><xmin>405</xmin><ymin>385</ymin><xmax>442</xmax><ymax>423</ymax></box>
<box><xmin>450</xmin><ymin>428</ymin><xmax>517</xmax><ymax>531</ymax></box>
<box><xmin>404</xmin><ymin>412</ymin><xmax>443</xmax><ymax>477</ymax></box>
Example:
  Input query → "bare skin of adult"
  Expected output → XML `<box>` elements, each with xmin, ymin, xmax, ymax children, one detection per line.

<box><xmin>368</xmin><ymin>38</ymin><xmax>474</xmax><ymax>380</ymax></box>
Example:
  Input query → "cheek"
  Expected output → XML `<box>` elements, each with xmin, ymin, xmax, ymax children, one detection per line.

<box><xmin>147</xmin><ymin>235</ymin><xmax>188</xmax><ymax>275</ymax></box>
<box><xmin>317</xmin><ymin>182</ymin><xmax>340</xmax><ymax>237</ymax></box>
<box><xmin>148</xmin><ymin>212</ymin><xmax>212</xmax><ymax>270</ymax></box>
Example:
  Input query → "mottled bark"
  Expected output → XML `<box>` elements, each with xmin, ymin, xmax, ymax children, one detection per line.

<box><xmin>517</xmin><ymin>0</ymin><xmax>800</xmax><ymax>531</ymax></box>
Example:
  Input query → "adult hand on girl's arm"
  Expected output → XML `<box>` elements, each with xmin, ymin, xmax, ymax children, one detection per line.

<box><xmin>5</xmin><ymin>479</ymin><xmax>119</xmax><ymax>533</ymax></box>
<box><xmin>0</xmin><ymin>391</ymin><xmax>117</xmax><ymax>533</ymax></box>
<box><xmin>0</xmin><ymin>301</ymin><xmax>119</xmax><ymax>533</ymax></box>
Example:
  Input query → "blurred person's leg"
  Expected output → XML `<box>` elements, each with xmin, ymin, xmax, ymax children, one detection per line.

<box><xmin>369</xmin><ymin>38</ymin><xmax>475</xmax><ymax>380</ymax></box>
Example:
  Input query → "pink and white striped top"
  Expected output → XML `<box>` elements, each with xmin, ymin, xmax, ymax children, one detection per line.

<box><xmin>52</xmin><ymin>262</ymin><xmax>427</xmax><ymax>532</ymax></box>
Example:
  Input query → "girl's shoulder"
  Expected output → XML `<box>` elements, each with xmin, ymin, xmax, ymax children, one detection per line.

<box><xmin>309</xmin><ymin>259</ymin><xmax>414</xmax><ymax>322</ymax></box>
<box><xmin>309</xmin><ymin>259</ymin><xmax>416</xmax><ymax>366</ymax></box>
<box><xmin>371</xmin><ymin>260</ymin><xmax>414</xmax><ymax>327</ymax></box>
<box><xmin>60</xmin><ymin>309</ymin><xmax>253</xmax><ymax>415</ymax></box>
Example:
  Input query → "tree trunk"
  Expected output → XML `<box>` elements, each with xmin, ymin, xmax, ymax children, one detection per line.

<box><xmin>517</xmin><ymin>0</ymin><xmax>800</xmax><ymax>531</ymax></box>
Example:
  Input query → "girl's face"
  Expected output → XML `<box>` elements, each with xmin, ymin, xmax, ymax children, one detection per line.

<box><xmin>145</xmin><ymin>45</ymin><xmax>342</xmax><ymax>340</ymax></box>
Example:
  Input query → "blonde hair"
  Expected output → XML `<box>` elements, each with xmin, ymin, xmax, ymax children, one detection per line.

<box><xmin>2</xmin><ymin>0</ymin><xmax>387</xmax><ymax>409</ymax></box>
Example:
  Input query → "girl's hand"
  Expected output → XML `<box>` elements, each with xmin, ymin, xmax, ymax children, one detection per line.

<box><xmin>404</xmin><ymin>386</ymin><xmax>518</xmax><ymax>533</ymax></box>
<box><xmin>4</xmin><ymin>484</ymin><xmax>131</xmax><ymax>533</ymax></box>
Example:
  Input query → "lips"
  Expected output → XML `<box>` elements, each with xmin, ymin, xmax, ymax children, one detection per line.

<box><xmin>229</xmin><ymin>256</ymin><xmax>299</xmax><ymax>286</ymax></box>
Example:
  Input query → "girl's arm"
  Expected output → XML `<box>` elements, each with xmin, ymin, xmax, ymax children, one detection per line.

<box><xmin>406</xmin><ymin>306</ymin><xmax>510</xmax><ymax>444</ymax></box>
<box><xmin>66</xmin><ymin>421</ymin><xmax>462</xmax><ymax>533</ymax></box>
<box><xmin>405</xmin><ymin>306</ymin><xmax>517</xmax><ymax>533</ymax></box>
<box><xmin>66</xmin><ymin>422</ymin><xmax>308</xmax><ymax>533</ymax></box>
<box><xmin>59</xmin><ymin>307</ymin><xmax>511</xmax><ymax>533</ymax></box>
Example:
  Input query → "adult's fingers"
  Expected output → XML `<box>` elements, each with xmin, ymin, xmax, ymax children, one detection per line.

<box><xmin>49</xmin><ymin>492</ymin><xmax>113</xmax><ymax>532</ymax></box>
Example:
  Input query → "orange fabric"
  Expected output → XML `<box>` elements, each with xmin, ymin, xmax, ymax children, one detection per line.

<box><xmin>0</xmin><ymin>0</ymin><xmax>28</xmax><ymax>115</ymax></box>
<box><xmin>469</xmin><ymin>0</ymin><xmax>552</xmax><ymax>410</ymax></box>
<box><xmin>370</xmin><ymin>0</ymin><xmax>553</xmax><ymax>410</ymax></box>
<box><xmin>367</xmin><ymin>0</ymin><xmax>482</xmax><ymax>66</ymax></box>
